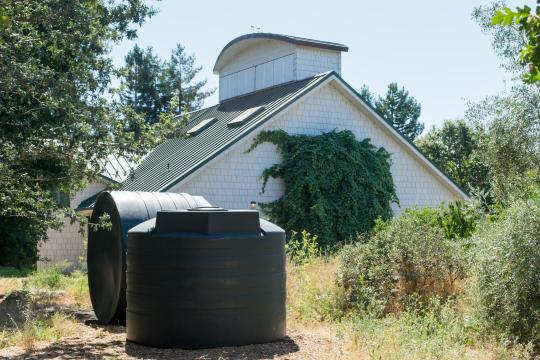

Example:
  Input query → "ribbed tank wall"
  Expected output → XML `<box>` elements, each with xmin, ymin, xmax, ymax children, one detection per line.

<box><xmin>87</xmin><ymin>191</ymin><xmax>211</xmax><ymax>324</ymax></box>
<box><xmin>126</xmin><ymin>210</ymin><xmax>286</xmax><ymax>349</ymax></box>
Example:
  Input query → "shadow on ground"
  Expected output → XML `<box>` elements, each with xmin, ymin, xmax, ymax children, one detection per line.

<box><xmin>124</xmin><ymin>336</ymin><xmax>300</xmax><ymax>360</ymax></box>
<box><xmin>1</xmin><ymin>316</ymin><xmax>300</xmax><ymax>360</ymax></box>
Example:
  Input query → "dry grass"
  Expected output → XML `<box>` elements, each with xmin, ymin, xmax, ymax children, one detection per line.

<box><xmin>0</xmin><ymin>259</ymin><xmax>535</xmax><ymax>359</ymax></box>
<box><xmin>286</xmin><ymin>256</ymin><xmax>535</xmax><ymax>360</ymax></box>
<box><xmin>0</xmin><ymin>266</ymin><xmax>91</xmax><ymax>351</ymax></box>
<box><xmin>287</xmin><ymin>257</ymin><xmax>340</xmax><ymax>328</ymax></box>
<box><xmin>0</xmin><ymin>277</ymin><xmax>24</xmax><ymax>295</ymax></box>
<box><xmin>0</xmin><ymin>310</ymin><xmax>85</xmax><ymax>350</ymax></box>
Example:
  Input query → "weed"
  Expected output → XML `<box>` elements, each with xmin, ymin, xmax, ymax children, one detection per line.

<box><xmin>26</xmin><ymin>262</ymin><xmax>68</xmax><ymax>290</ymax></box>
<box><xmin>286</xmin><ymin>230</ymin><xmax>319</xmax><ymax>266</ymax></box>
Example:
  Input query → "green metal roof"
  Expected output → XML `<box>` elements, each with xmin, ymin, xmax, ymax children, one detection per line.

<box><xmin>76</xmin><ymin>191</ymin><xmax>101</xmax><ymax>211</ymax></box>
<box><xmin>99</xmin><ymin>154</ymin><xmax>135</xmax><ymax>183</ymax></box>
<box><xmin>118</xmin><ymin>70</ymin><xmax>467</xmax><ymax>199</ymax></box>
<box><xmin>75</xmin><ymin>155</ymin><xmax>136</xmax><ymax>211</ymax></box>
<box><xmin>120</xmin><ymin>73</ymin><xmax>331</xmax><ymax>192</ymax></box>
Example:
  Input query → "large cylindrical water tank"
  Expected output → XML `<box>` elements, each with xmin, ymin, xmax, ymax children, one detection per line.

<box><xmin>126</xmin><ymin>208</ymin><xmax>286</xmax><ymax>349</ymax></box>
<box><xmin>87</xmin><ymin>191</ymin><xmax>211</xmax><ymax>324</ymax></box>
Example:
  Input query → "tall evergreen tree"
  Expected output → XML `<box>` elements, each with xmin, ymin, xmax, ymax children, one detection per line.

<box><xmin>376</xmin><ymin>83</ymin><xmax>423</xmax><ymax>141</ymax></box>
<box><xmin>359</xmin><ymin>83</ymin><xmax>424</xmax><ymax>141</ymax></box>
<box><xmin>164</xmin><ymin>44</ymin><xmax>215</xmax><ymax>112</ymax></box>
<box><xmin>119</xmin><ymin>43</ymin><xmax>214</xmax><ymax>121</ymax></box>
<box><xmin>358</xmin><ymin>84</ymin><xmax>375</xmax><ymax>106</ymax></box>
<box><xmin>119</xmin><ymin>45</ymin><xmax>163</xmax><ymax>124</ymax></box>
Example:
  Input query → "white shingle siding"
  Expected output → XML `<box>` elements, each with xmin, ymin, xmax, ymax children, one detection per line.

<box><xmin>295</xmin><ymin>46</ymin><xmax>341</xmax><ymax>79</ymax></box>
<box><xmin>38</xmin><ymin>180</ymin><xmax>106</xmax><ymax>269</ymax></box>
<box><xmin>173</xmin><ymin>82</ymin><xmax>462</xmax><ymax>215</ymax></box>
<box><xmin>218</xmin><ymin>40</ymin><xmax>342</xmax><ymax>101</ymax></box>
<box><xmin>220</xmin><ymin>40</ymin><xmax>295</xmax><ymax>76</ymax></box>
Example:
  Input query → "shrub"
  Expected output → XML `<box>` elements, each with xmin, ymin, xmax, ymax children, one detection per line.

<box><xmin>402</xmin><ymin>201</ymin><xmax>480</xmax><ymax>241</ymax></box>
<box><xmin>337</xmin><ymin>212</ymin><xmax>469</xmax><ymax>315</ymax></box>
<box><xmin>438</xmin><ymin>201</ymin><xmax>480</xmax><ymax>240</ymax></box>
<box><xmin>248</xmin><ymin>129</ymin><xmax>397</xmax><ymax>248</ymax></box>
<box><xmin>286</xmin><ymin>230</ymin><xmax>319</xmax><ymax>266</ymax></box>
<box><xmin>475</xmin><ymin>197</ymin><xmax>540</xmax><ymax>346</ymax></box>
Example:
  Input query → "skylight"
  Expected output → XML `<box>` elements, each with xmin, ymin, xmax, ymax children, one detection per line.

<box><xmin>228</xmin><ymin>106</ymin><xmax>265</xmax><ymax>126</ymax></box>
<box><xmin>186</xmin><ymin>117</ymin><xmax>217</xmax><ymax>136</ymax></box>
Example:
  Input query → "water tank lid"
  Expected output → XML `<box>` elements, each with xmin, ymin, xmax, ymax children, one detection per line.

<box><xmin>153</xmin><ymin>209</ymin><xmax>261</xmax><ymax>234</ymax></box>
<box><xmin>188</xmin><ymin>206</ymin><xmax>226</xmax><ymax>212</ymax></box>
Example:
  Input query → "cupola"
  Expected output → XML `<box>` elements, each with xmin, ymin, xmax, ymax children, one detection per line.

<box><xmin>214</xmin><ymin>33</ymin><xmax>348</xmax><ymax>102</ymax></box>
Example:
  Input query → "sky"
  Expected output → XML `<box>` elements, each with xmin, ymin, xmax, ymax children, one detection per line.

<box><xmin>110</xmin><ymin>0</ymin><xmax>523</xmax><ymax>130</ymax></box>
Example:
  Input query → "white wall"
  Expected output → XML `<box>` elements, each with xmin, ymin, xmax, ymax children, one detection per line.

<box><xmin>218</xmin><ymin>40</ymin><xmax>342</xmax><ymax>101</ymax></box>
<box><xmin>38</xmin><ymin>181</ymin><xmax>106</xmax><ymax>269</ymax></box>
<box><xmin>173</xmin><ymin>82</ymin><xmax>461</xmax><ymax>214</ymax></box>
<box><xmin>295</xmin><ymin>46</ymin><xmax>341</xmax><ymax>79</ymax></box>
<box><xmin>220</xmin><ymin>40</ymin><xmax>295</xmax><ymax>76</ymax></box>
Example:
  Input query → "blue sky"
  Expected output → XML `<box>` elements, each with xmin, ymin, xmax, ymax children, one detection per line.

<box><xmin>110</xmin><ymin>0</ymin><xmax>522</xmax><ymax>130</ymax></box>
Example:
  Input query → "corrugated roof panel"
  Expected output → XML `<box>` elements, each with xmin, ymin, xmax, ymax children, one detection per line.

<box><xmin>98</xmin><ymin>154</ymin><xmax>136</xmax><ymax>183</ymax></box>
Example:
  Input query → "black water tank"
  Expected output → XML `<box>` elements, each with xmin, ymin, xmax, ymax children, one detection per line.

<box><xmin>126</xmin><ymin>208</ymin><xmax>286</xmax><ymax>349</ymax></box>
<box><xmin>87</xmin><ymin>191</ymin><xmax>211</xmax><ymax>324</ymax></box>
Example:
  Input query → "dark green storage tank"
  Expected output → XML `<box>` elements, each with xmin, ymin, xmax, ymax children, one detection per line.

<box><xmin>87</xmin><ymin>191</ymin><xmax>211</xmax><ymax>324</ymax></box>
<box><xmin>126</xmin><ymin>208</ymin><xmax>286</xmax><ymax>349</ymax></box>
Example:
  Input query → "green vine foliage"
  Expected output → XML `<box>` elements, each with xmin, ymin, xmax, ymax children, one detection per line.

<box><xmin>248</xmin><ymin>129</ymin><xmax>398</xmax><ymax>248</ymax></box>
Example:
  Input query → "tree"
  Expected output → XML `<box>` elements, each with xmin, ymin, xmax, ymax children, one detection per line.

<box><xmin>119</xmin><ymin>43</ymin><xmax>214</xmax><ymax>121</ymax></box>
<box><xmin>358</xmin><ymin>84</ymin><xmax>375</xmax><ymax>105</ymax></box>
<box><xmin>360</xmin><ymin>83</ymin><xmax>424</xmax><ymax>141</ymax></box>
<box><xmin>163</xmin><ymin>44</ymin><xmax>215</xmax><ymax>112</ymax></box>
<box><xmin>492</xmin><ymin>1</ymin><xmax>540</xmax><ymax>83</ymax></box>
<box><xmin>0</xmin><ymin>0</ymin><xmax>184</xmax><ymax>267</ymax></box>
<box><xmin>473</xmin><ymin>2</ymin><xmax>528</xmax><ymax>75</ymax></box>
<box><xmin>416</xmin><ymin>119</ymin><xmax>490</xmax><ymax>194</ymax></box>
<box><xmin>472</xmin><ymin>3</ymin><xmax>540</xmax><ymax>204</ymax></box>
<box><xmin>119</xmin><ymin>45</ymin><xmax>164</xmax><ymax>125</ymax></box>
<box><xmin>466</xmin><ymin>84</ymin><xmax>540</xmax><ymax>205</ymax></box>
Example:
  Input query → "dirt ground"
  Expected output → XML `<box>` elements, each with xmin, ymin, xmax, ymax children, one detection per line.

<box><xmin>0</xmin><ymin>309</ymin><xmax>350</xmax><ymax>360</ymax></box>
<box><xmin>0</xmin><ymin>326</ymin><xmax>347</xmax><ymax>360</ymax></box>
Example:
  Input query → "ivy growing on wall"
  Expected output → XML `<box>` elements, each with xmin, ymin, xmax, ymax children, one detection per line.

<box><xmin>248</xmin><ymin>129</ymin><xmax>398</xmax><ymax>247</ymax></box>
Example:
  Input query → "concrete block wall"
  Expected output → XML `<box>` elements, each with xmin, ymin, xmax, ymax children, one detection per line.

<box><xmin>175</xmin><ymin>82</ymin><xmax>461</xmax><ymax>215</ymax></box>
<box><xmin>37</xmin><ymin>181</ymin><xmax>106</xmax><ymax>269</ymax></box>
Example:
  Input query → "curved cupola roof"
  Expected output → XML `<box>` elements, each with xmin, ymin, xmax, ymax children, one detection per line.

<box><xmin>213</xmin><ymin>33</ymin><xmax>348</xmax><ymax>74</ymax></box>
